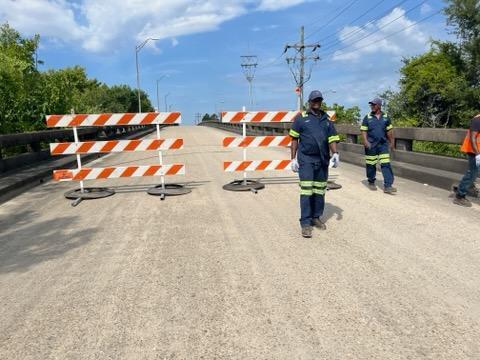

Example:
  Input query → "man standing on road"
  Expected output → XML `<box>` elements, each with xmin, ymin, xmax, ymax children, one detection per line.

<box><xmin>360</xmin><ymin>98</ymin><xmax>396</xmax><ymax>194</ymax></box>
<box><xmin>453</xmin><ymin>114</ymin><xmax>480</xmax><ymax>207</ymax></box>
<box><xmin>289</xmin><ymin>90</ymin><xmax>340</xmax><ymax>238</ymax></box>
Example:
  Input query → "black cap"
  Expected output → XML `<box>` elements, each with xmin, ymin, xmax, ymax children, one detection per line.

<box><xmin>308</xmin><ymin>90</ymin><xmax>323</xmax><ymax>101</ymax></box>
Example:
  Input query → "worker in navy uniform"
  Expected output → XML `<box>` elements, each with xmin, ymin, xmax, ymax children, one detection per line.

<box><xmin>360</xmin><ymin>97</ymin><xmax>396</xmax><ymax>194</ymax></box>
<box><xmin>289</xmin><ymin>90</ymin><xmax>340</xmax><ymax>238</ymax></box>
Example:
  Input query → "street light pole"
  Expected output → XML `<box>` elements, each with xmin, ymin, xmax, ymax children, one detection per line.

<box><xmin>135</xmin><ymin>37</ymin><xmax>159</xmax><ymax>113</ymax></box>
<box><xmin>156</xmin><ymin>75</ymin><xmax>168</xmax><ymax>112</ymax></box>
<box><xmin>164</xmin><ymin>92</ymin><xmax>170</xmax><ymax>112</ymax></box>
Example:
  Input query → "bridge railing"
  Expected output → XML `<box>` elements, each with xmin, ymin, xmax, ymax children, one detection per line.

<box><xmin>0</xmin><ymin>126</ymin><xmax>149</xmax><ymax>173</ymax></box>
<box><xmin>199</xmin><ymin>120</ymin><xmax>469</xmax><ymax>190</ymax></box>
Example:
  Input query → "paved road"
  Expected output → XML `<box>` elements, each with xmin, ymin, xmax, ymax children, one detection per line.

<box><xmin>1</xmin><ymin>125</ymin><xmax>479</xmax><ymax>359</ymax></box>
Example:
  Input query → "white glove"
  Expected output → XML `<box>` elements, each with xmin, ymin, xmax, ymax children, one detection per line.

<box><xmin>291</xmin><ymin>158</ymin><xmax>299</xmax><ymax>173</ymax></box>
<box><xmin>476</xmin><ymin>154</ymin><xmax>480</xmax><ymax>167</ymax></box>
<box><xmin>329</xmin><ymin>153</ymin><xmax>340</xmax><ymax>168</ymax></box>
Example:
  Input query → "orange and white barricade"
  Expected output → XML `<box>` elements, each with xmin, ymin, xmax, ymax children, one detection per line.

<box><xmin>221</xmin><ymin>110</ymin><xmax>337</xmax><ymax>192</ymax></box>
<box><xmin>47</xmin><ymin>111</ymin><xmax>188</xmax><ymax>205</ymax></box>
<box><xmin>221</xmin><ymin>110</ymin><xmax>297</xmax><ymax>192</ymax></box>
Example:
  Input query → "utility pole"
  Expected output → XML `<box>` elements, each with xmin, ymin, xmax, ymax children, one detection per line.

<box><xmin>240</xmin><ymin>55</ymin><xmax>258</xmax><ymax>109</ymax></box>
<box><xmin>195</xmin><ymin>113</ymin><xmax>202</xmax><ymax>125</ymax></box>
<box><xmin>285</xmin><ymin>26</ymin><xmax>320</xmax><ymax>110</ymax></box>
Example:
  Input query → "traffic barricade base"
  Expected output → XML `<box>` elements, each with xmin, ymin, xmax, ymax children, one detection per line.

<box><xmin>64</xmin><ymin>187</ymin><xmax>115</xmax><ymax>207</ymax></box>
<box><xmin>327</xmin><ymin>181</ymin><xmax>342</xmax><ymax>190</ymax></box>
<box><xmin>223</xmin><ymin>179</ymin><xmax>265</xmax><ymax>193</ymax></box>
<box><xmin>147</xmin><ymin>184</ymin><xmax>192</xmax><ymax>200</ymax></box>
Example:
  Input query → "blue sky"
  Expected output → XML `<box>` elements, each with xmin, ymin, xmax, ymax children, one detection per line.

<box><xmin>1</xmin><ymin>0</ymin><xmax>452</xmax><ymax>124</ymax></box>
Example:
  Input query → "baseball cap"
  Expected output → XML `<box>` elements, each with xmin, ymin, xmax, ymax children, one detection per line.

<box><xmin>308</xmin><ymin>90</ymin><xmax>323</xmax><ymax>101</ymax></box>
<box><xmin>368</xmin><ymin>97</ymin><xmax>383</xmax><ymax>106</ymax></box>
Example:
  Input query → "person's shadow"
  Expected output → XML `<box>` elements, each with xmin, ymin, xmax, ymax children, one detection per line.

<box><xmin>323</xmin><ymin>202</ymin><xmax>343</xmax><ymax>223</ymax></box>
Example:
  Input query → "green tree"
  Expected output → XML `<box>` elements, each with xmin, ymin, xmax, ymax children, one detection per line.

<box><xmin>326</xmin><ymin>103</ymin><xmax>361</xmax><ymax>124</ymax></box>
<box><xmin>382</xmin><ymin>49</ymin><xmax>471</xmax><ymax>128</ymax></box>
<box><xmin>444</xmin><ymin>0</ymin><xmax>480</xmax><ymax>86</ymax></box>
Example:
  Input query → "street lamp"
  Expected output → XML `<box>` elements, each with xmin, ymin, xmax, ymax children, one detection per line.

<box><xmin>164</xmin><ymin>92</ymin><xmax>170</xmax><ymax>112</ymax></box>
<box><xmin>135</xmin><ymin>37</ymin><xmax>159</xmax><ymax>113</ymax></box>
<box><xmin>156</xmin><ymin>75</ymin><xmax>168</xmax><ymax>112</ymax></box>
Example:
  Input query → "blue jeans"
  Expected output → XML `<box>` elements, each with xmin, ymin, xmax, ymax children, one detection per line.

<box><xmin>298</xmin><ymin>161</ymin><xmax>328</xmax><ymax>227</ymax></box>
<box><xmin>457</xmin><ymin>154</ymin><xmax>478</xmax><ymax>197</ymax></box>
<box><xmin>365</xmin><ymin>142</ymin><xmax>394</xmax><ymax>187</ymax></box>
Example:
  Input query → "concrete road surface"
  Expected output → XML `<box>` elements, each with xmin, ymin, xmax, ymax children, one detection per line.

<box><xmin>1</xmin><ymin>125</ymin><xmax>479</xmax><ymax>359</ymax></box>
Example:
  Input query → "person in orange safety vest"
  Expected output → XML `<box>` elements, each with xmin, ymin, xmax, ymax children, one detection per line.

<box><xmin>453</xmin><ymin>114</ymin><xmax>480</xmax><ymax>207</ymax></box>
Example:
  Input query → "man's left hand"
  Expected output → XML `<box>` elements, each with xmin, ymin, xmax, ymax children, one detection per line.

<box><xmin>329</xmin><ymin>153</ymin><xmax>340</xmax><ymax>168</ymax></box>
<box><xmin>476</xmin><ymin>154</ymin><xmax>480</xmax><ymax>167</ymax></box>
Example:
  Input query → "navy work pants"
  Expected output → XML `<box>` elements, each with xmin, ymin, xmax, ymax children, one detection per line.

<box><xmin>457</xmin><ymin>154</ymin><xmax>478</xmax><ymax>197</ymax></box>
<box><xmin>365</xmin><ymin>142</ymin><xmax>394</xmax><ymax>187</ymax></box>
<box><xmin>298</xmin><ymin>160</ymin><xmax>328</xmax><ymax>227</ymax></box>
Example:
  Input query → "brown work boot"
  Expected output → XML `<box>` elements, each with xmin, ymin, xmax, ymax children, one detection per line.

<box><xmin>384</xmin><ymin>186</ymin><xmax>397</xmax><ymax>194</ymax></box>
<box><xmin>312</xmin><ymin>218</ymin><xmax>326</xmax><ymax>230</ymax></box>
<box><xmin>301</xmin><ymin>226</ymin><xmax>313</xmax><ymax>238</ymax></box>
<box><xmin>367</xmin><ymin>182</ymin><xmax>377</xmax><ymax>191</ymax></box>
<box><xmin>453</xmin><ymin>196</ymin><xmax>472</xmax><ymax>207</ymax></box>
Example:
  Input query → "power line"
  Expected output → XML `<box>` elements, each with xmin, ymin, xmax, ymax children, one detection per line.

<box><xmin>319</xmin><ymin>0</ymin><xmax>430</xmax><ymax>54</ymax></box>
<box><xmin>319</xmin><ymin>0</ymin><xmax>411</xmax><ymax>48</ymax></box>
<box><xmin>304</xmin><ymin>0</ymin><xmax>361</xmax><ymax>40</ymax></box>
<box><xmin>257</xmin><ymin>0</ymin><xmax>368</xmax><ymax>69</ymax></box>
<box><xmin>315</xmin><ymin>0</ymin><xmax>387</xmax><ymax>42</ymax></box>
<box><xmin>285</xmin><ymin>26</ymin><xmax>320</xmax><ymax>110</ymax></box>
<box><xmin>321</xmin><ymin>8</ymin><xmax>442</xmax><ymax>60</ymax></box>
<box><xmin>241</xmin><ymin>55</ymin><xmax>258</xmax><ymax>108</ymax></box>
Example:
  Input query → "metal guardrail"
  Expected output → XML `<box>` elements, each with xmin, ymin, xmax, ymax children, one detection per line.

<box><xmin>199</xmin><ymin>120</ymin><xmax>470</xmax><ymax>190</ymax></box>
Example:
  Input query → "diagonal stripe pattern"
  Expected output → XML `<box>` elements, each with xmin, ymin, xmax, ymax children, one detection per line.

<box><xmin>46</xmin><ymin>112</ymin><xmax>181</xmax><ymax>127</ymax></box>
<box><xmin>50</xmin><ymin>139</ymin><xmax>183</xmax><ymax>155</ymax></box>
<box><xmin>53</xmin><ymin>164</ymin><xmax>185</xmax><ymax>181</ymax></box>
<box><xmin>223</xmin><ymin>136</ymin><xmax>291</xmax><ymax>148</ymax></box>
<box><xmin>223</xmin><ymin>160</ymin><xmax>291</xmax><ymax>172</ymax></box>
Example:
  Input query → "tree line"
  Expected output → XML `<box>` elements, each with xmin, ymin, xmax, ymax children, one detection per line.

<box><xmin>383</xmin><ymin>0</ymin><xmax>480</xmax><ymax>128</ymax></box>
<box><xmin>0</xmin><ymin>23</ymin><xmax>154</xmax><ymax>134</ymax></box>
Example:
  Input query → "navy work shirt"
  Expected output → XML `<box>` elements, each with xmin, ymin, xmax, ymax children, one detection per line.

<box><xmin>289</xmin><ymin>110</ymin><xmax>339</xmax><ymax>164</ymax></box>
<box><xmin>360</xmin><ymin>112</ymin><xmax>393</xmax><ymax>146</ymax></box>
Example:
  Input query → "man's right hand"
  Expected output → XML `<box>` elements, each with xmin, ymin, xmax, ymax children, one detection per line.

<box><xmin>364</xmin><ymin>141</ymin><xmax>371</xmax><ymax>149</ymax></box>
<box><xmin>291</xmin><ymin>158</ymin><xmax>299</xmax><ymax>173</ymax></box>
<box><xmin>476</xmin><ymin>154</ymin><xmax>480</xmax><ymax>167</ymax></box>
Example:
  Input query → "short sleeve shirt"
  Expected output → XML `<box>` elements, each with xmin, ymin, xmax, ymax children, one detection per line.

<box><xmin>290</xmin><ymin>111</ymin><xmax>339</xmax><ymax>164</ymax></box>
<box><xmin>360</xmin><ymin>112</ymin><xmax>393</xmax><ymax>145</ymax></box>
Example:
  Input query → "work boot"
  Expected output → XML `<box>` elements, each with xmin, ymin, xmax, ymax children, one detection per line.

<box><xmin>384</xmin><ymin>186</ymin><xmax>397</xmax><ymax>194</ymax></box>
<box><xmin>367</xmin><ymin>182</ymin><xmax>377</xmax><ymax>191</ymax></box>
<box><xmin>301</xmin><ymin>226</ymin><xmax>313</xmax><ymax>238</ymax></box>
<box><xmin>453</xmin><ymin>196</ymin><xmax>472</xmax><ymax>207</ymax></box>
<box><xmin>312</xmin><ymin>218</ymin><xmax>326</xmax><ymax>230</ymax></box>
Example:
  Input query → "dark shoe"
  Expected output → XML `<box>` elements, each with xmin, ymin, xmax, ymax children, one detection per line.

<box><xmin>452</xmin><ymin>184</ymin><xmax>477</xmax><ymax>198</ymax></box>
<box><xmin>301</xmin><ymin>226</ymin><xmax>313</xmax><ymax>238</ymax></box>
<box><xmin>453</xmin><ymin>196</ymin><xmax>472</xmax><ymax>207</ymax></box>
<box><xmin>312</xmin><ymin>218</ymin><xmax>326</xmax><ymax>230</ymax></box>
<box><xmin>367</xmin><ymin>182</ymin><xmax>377</xmax><ymax>191</ymax></box>
<box><xmin>384</xmin><ymin>186</ymin><xmax>397</xmax><ymax>194</ymax></box>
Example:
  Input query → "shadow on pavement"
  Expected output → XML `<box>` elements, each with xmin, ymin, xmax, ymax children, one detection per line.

<box><xmin>323</xmin><ymin>203</ymin><xmax>344</xmax><ymax>223</ymax></box>
<box><xmin>0</xmin><ymin>210</ymin><xmax>96</xmax><ymax>274</ymax></box>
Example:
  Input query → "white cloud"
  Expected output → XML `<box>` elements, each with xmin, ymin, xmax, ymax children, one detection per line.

<box><xmin>0</xmin><ymin>0</ymin><xmax>86</xmax><ymax>41</ymax></box>
<box><xmin>0</xmin><ymin>0</ymin><xmax>308</xmax><ymax>52</ymax></box>
<box><xmin>331</xmin><ymin>7</ymin><xmax>429</xmax><ymax>61</ymax></box>
<box><xmin>420</xmin><ymin>3</ymin><xmax>433</xmax><ymax>15</ymax></box>
<box><xmin>256</xmin><ymin>0</ymin><xmax>306</xmax><ymax>11</ymax></box>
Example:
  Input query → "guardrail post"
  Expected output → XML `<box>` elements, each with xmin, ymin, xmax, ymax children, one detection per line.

<box><xmin>395</xmin><ymin>138</ymin><xmax>413</xmax><ymax>151</ymax></box>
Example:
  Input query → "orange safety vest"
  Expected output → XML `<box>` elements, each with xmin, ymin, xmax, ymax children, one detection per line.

<box><xmin>460</xmin><ymin>116</ymin><xmax>480</xmax><ymax>153</ymax></box>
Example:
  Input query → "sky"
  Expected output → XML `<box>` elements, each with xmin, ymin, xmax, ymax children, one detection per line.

<box><xmin>0</xmin><ymin>0</ymin><xmax>453</xmax><ymax>124</ymax></box>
